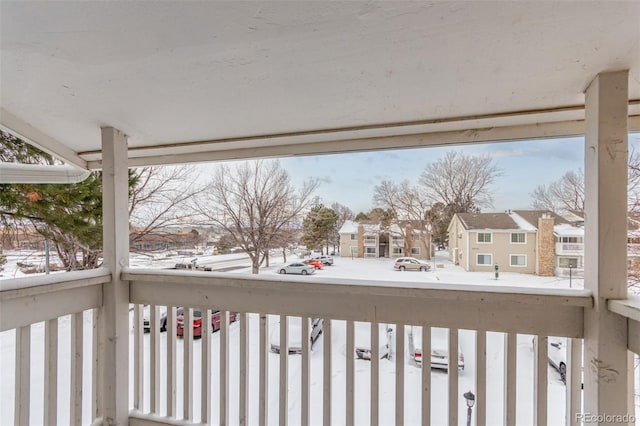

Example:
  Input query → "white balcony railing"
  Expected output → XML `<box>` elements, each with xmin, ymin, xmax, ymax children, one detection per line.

<box><xmin>555</xmin><ymin>243</ymin><xmax>584</xmax><ymax>254</ymax></box>
<box><xmin>0</xmin><ymin>268</ymin><xmax>110</xmax><ymax>425</ymax></box>
<box><xmin>363</xmin><ymin>238</ymin><xmax>377</xmax><ymax>246</ymax></box>
<box><xmin>3</xmin><ymin>269</ymin><xmax>639</xmax><ymax>425</ymax></box>
<box><xmin>124</xmin><ymin>269</ymin><xmax>593</xmax><ymax>425</ymax></box>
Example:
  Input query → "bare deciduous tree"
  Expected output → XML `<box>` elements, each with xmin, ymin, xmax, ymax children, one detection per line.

<box><xmin>419</xmin><ymin>151</ymin><xmax>502</xmax><ymax>212</ymax></box>
<box><xmin>128</xmin><ymin>166</ymin><xmax>205</xmax><ymax>249</ymax></box>
<box><xmin>196</xmin><ymin>160</ymin><xmax>318</xmax><ymax>274</ymax></box>
<box><xmin>373</xmin><ymin>179</ymin><xmax>431</xmax><ymax>255</ymax></box>
<box><xmin>530</xmin><ymin>170</ymin><xmax>584</xmax><ymax>213</ymax></box>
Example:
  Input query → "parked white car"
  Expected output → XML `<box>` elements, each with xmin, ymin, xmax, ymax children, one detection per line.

<box><xmin>278</xmin><ymin>262</ymin><xmax>316</xmax><ymax>275</ymax></box>
<box><xmin>408</xmin><ymin>327</ymin><xmax>464</xmax><ymax>371</ymax></box>
<box><xmin>532</xmin><ymin>336</ymin><xmax>568</xmax><ymax>383</ymax></box>
<box><xmin>270</xmin><ymin>317</ymin><xmax>324</xmax><ymax>354</ymax></box>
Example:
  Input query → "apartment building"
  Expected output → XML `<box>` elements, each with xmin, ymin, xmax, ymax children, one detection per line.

<box><xmin>338</xmin><ymin>220</ymin><xmax>431</xmax><ymax>260</ymax></box>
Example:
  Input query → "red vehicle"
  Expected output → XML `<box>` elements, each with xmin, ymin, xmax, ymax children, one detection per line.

<box><xmin>303</xmin><ymin>258</ymin><xmax>324</xmax><ymax>270</ymax></box>
<box><xmin>176</xmin><ymin>308</ymin><xmax>239</xmax><ymax>338</ymax></box>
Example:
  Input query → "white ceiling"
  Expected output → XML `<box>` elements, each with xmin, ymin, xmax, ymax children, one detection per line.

<box><xmin>1</xmin><ymin>1</ymin><xmax>639</xmax><ymax>168</ymax></box>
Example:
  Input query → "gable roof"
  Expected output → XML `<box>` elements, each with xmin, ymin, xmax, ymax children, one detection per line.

<box><xmin>513</xmin><ymin>210</ymin><xmax>570</xmax><ymax>227</ymax></box>
<box><xmin>456</xmin><ymin>212</ymin><xmax>520</xmax><ymax>231</ymax></box>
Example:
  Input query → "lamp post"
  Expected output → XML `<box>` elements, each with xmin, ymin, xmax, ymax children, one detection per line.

<box><xmin>463</xmin><ymin>390</ymin><xmax>475</xmax><ymax>426</ymax></box>
<box><xmin>569</xmin><ymin>264</ymin><xmax>573</xmax><ymax>288</ymax></box>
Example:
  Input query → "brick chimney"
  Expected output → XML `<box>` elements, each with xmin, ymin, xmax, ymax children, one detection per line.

<box><xmin>537</xmin><ymin>213</ymin><xmax>555</xmax><ymax>276</ymax></box>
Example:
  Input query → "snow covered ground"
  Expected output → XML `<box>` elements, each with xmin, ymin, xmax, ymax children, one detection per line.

<box><xmin>1</xmin><ymin>250</ymin><xmax>638</xmax><ymax>425</ymax></box>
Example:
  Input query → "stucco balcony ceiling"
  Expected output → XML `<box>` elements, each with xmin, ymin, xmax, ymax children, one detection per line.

<box><xmin>1</xmin><ymin>1</ymin><xmax>639</xmax><ymax>168</ymax></box>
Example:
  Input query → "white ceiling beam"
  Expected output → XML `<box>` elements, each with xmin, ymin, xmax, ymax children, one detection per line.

<box><xmin>85</xmin><ymin>114</ymin><xmax>640</xmax><ymax>170</ymax></box>
<box><xmin>0</xmin><ymin>108</ymin><xmax>88</xmax><ymax>169</ymax></box>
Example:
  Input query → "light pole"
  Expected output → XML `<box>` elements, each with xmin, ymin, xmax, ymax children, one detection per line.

<box><xmin>569</xmin><ymin>264</ymin><xmax>573</xmax><ymax>288</ymax></box>
<box><xmin>463</xmin><ymin>390</ymin><xmax>475</xmax><ymax>426</ymax></box>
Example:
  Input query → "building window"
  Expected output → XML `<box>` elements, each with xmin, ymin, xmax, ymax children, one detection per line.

<box><xmin>557</xmin><ymin>236</ymin><xmax>582</xmax><ymax>243</ymax></box>
<box><xmin>477</xmin><ymin>233</ymin><xmax>492</xmax><ymax>243</ymax></box>
<box><xmin>558</xmin><ymin>257</ymin><xmax>579</xmax><ymax>268</ymax></box>
<box><xmin>411</xmin><ymin>247</ymin><xmax>420</xmax><ymax>255</ymax></box>
<box><xmin>477</xmin><ymin>254</ymin><xmax>492</xmax><ymax>265</ymax></box>
<box><xmin>510</xmin><ymin>255</ymin><xmax>526</xmax><ymax>267</ymax></box>
<box><xmin>392</xmin><ymin>247</ymin><xmax>403</xmax><ymax>255</ymax></box>
<box><xmin>350</xmin><ymin>233</ymin><xmax>357</xmax><ymax>241</ymax></box>
<box><xmin>511</xmin><ymin>233</ymin><xmax>526</xmax><ymax>243</ymax></box>
<box><xmin>365</xmin><ymin>247</ymin><xmax>376</xmax><ymax>257</ymax></box>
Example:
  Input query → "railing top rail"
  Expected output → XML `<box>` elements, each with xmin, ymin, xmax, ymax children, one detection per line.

<box><xmin>608</xmin><ymin>295</ymin><xmax>640</xmax><ymax>322</ymax></box>
<box><xmin>123</xmin><ymin>267</ymin><xmax>592</xmax><ymax>308</ymax></box>
<box><xmin>0</xmin><ymin>267</ymin><xmax>111</xmax><ymax>298</ymax></box>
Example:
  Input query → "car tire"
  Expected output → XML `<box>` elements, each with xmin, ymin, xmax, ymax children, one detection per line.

<box><xmin>302</xmin><ymin>270</ymin><xmax>308</xmax><ymax>275</ymax></box>
<box><xmin>559</xmin><ymin>362</ymin><xmax>566</xmax><ymax>384</ymax></box>
<box><xmin>420</xmin><ymin>266</ymin><xmax>427</xmax><ymax>271</ymax></box>
<box><xmin>279</xmin><ymin>269</ymin><xmax>286</xmax><ymax>274</ymax></box>
<box><xmin>399</xmin><ymin>266</ymin><xmax>405</xmax><ymax>271</ymax></box>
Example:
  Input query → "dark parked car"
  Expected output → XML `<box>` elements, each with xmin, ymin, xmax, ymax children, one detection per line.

<box><xmin>144</xmin><ymin>307</ymin><xmax>238</xmax><ymax>337</ymax></box>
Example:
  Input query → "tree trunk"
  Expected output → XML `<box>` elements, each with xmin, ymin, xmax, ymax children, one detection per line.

<box><xmin>282</xmin><ymin>248</ymin><xmax>287</xmax><ymax>263</ymax></box>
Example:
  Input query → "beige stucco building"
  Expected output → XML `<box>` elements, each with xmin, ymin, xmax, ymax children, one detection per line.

<box><xmin>447</xmin><ymin>210</ymin><xmax>579</xmax><ymax>276</ymax></box>
<box><xmin>339</xmin><ymin>220</ymin><xmax>431</xmax><ymax>260</ymax></box>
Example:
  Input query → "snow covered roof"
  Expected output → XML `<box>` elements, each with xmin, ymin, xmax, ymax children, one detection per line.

<box><xmin>554</xmin><ymin>223</ymin><xmax>584</xmax><ymax>237</ymax></box>
<box><xmin>338</xmin><ymin>220</ymin><xmax>358</xmax><ymax>234</ymax></box>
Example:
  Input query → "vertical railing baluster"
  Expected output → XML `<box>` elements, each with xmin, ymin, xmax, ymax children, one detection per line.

<box><xmin>476</xmin><ymin>330</ymin><xmax>487</xmax><ymax>426</ymax></box>
<box><xmin>566</xmin><ymin>338</ymin><xmax>583</xmax><ymax>426</ymax></box>
<box><xmin>240</xmin><ymin>313</ymin><xmax>250</xmax><ymax>426</ymax></box>
<box><xmin>396</xmin><ymin>324</ymin><xmax>405</xmax><ymax>426</ymax></box>
<box><xmin>448</xmin><ymin>328</ymin><xmax>459</xmax><ymax>426</ymax></box>
<box><xmin>371</xmin><ymin>322</ymin><xmax>379</xmax><ymax>426</ymax></box>
<box><xmin>534</xmin><ymin>335</ymin><xmax>548</xmax><ymax>426</ymax></box>
<box><xmin>150</xmin><ymin>305</ymin><xmax>160</xmax><ymax>414</ymax></box>
<box><xmin>220</xmin><ymin>310</ymin><xmax>229</xmax><ymax>426</ymax></box>
<box><xmin>421</xmin><ymin>326</ymin><xmax>431</xmax><ymax>426</ymax></box>
<box><xmin>279</xmin><ymin>315</ymin><xmax>289</xmax><ymax>426</ymax></box>
<box><xmin>133</xmin><ymin>304</ymin><xmax>143</xmax><ymax>411</ymax></box>
<box><xmin>201</xmin><ymin>309</ymin><xmax>212</xmax><ymax>424</ymax></box>
<box><xmin>166</xmin><ymin>306</ymin><xmax>177</xmax><ymax>417</ymax></box>
<box><xmin>504</xmin><ymin>332</ymin><xmax>517</xmax><ymax>426</ymax></box>
<box><xmin>184</xmin><ymin>307</ymin><xmax>194</xmax><ymax>421</ymax></box>
<box><xmin>346</xmin><ymin>320</ymin><xmax>355</xmax><ymax>426</ymax></box>
<box><xmin>323</xmin><ymin>319</ymin><xmax>332</xmax><ymax>426</ymax></box>
<box><xmin>44</xmin><ymin>318</ymin><xmax>58</xmax><ymax>426</ymax></box>
<box><xmin>301</xmin><ymin>316</ymin><xmax>310</xmax><ymax>426</ymax></box>
<box><xmin>70</xmin><ymin>312</ymin><xmax>83</xmax><ymax>425</ymax></box>
<box><xmin>92</xmin><ymin>308</ymin><xmax>102</xmax><ymax>423</ymax></box>
<box><xmin>259</xmin><ymin>314</ymin><xmax>268</xmax><ymax>426</ymax></box>
<box><xmin>15</xmin><ymin>325</ymin><xmax>30</xmax><ymax>426</ymax></box>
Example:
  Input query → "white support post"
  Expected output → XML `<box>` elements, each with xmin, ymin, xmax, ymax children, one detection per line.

<box><xmin>583</xmin><ymin>71</ymin><xmax>629</xmax><ymax>421</ymax></box>
<box><xmin>101</xmin><ymin>126</ymin><xmax>130</xmax><ymax>426</ymax></box>
<box><xmin>70</xmin><ymin>311</ymin><xmax>83</xmax><ymax>426</ymax></box>
<box><xmin>15</xmin><ymin>325</ymin><xmax>30</xmax><ymax>426</ymax></box>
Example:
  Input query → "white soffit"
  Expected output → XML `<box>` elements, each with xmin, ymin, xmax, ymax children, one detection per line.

<box><xmin>1</xmin><ymin>1</ymin><xmax>639</xmax><ymax>168</ymax></box>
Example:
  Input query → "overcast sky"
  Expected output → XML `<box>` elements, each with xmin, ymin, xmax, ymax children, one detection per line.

<box><xmin>278</xmin><ymin>134</ymin><xmax>640</xmax><ymax>214</ymax></box>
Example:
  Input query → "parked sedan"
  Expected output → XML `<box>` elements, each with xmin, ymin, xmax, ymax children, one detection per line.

<box><xmin>278</xmin><ymin>262</ymin><xmax>316</xmax><ymax>275</ymax></box>
<box><xmin>172</xmin><ymin>308</ymin><xmax>238</xmax><ymax>338</ymax></box>
<box><xmin>393</xmin><ymin>257</ymin><xmax>431</xmax><ymax>271</ymax></box>
<box><xmin>270</xmin><ymin>317</ymin><xmax>324</xmax><ymax>354</ymax></box>
<box><xmin>313</xmin><ymin>255</ymin><xmax>334</xmax><ymax>265</ymax></box>
<box><xmin>408</xmin><ymin>327</ymin><xmax>465</xmax><ymax>371</ymax></box>
<box><xmin>303</xmin><ymin>258</ymin><xmax>324</xmax><ymax>269</ymax></box>
<box><xmin>547</xmin><ymin>338</ymin><xmax>567</xmax><ymax>383</ymax></box>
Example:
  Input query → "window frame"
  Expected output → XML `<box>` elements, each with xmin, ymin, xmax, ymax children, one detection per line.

<box><xmin>476</xmin><ymin>253</ymin><xmax>493</xmax><ymax>265</ymax></box>
<box><xmin>477</xmin><ymin>232</ymin><xmax>492</xmax><ymax>244</ymax></box>
<box><xmin>411</xmin><ymin>247</ymin><xmax>420</xmax><ymax>255</ymax></box>
<box><xmin>509</xmin><ymin>254</ymin><xmax>527</xmax><ymax>267</ymax></box>
<box><xmin>510</xmin><ymin>232</ymin><xmax>526</xmax><ymax>244</ymax></box>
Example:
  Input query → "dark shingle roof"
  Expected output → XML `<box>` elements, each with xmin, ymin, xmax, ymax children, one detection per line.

<box><xmin>513</xmin><ymin>210</ymin><xmax>569</xmax><ymax>227</ymax></box>
<box><xmin>457</xmin><ymin>212</ymin><xmax>519</xmax><ymax>230</ymax></box>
